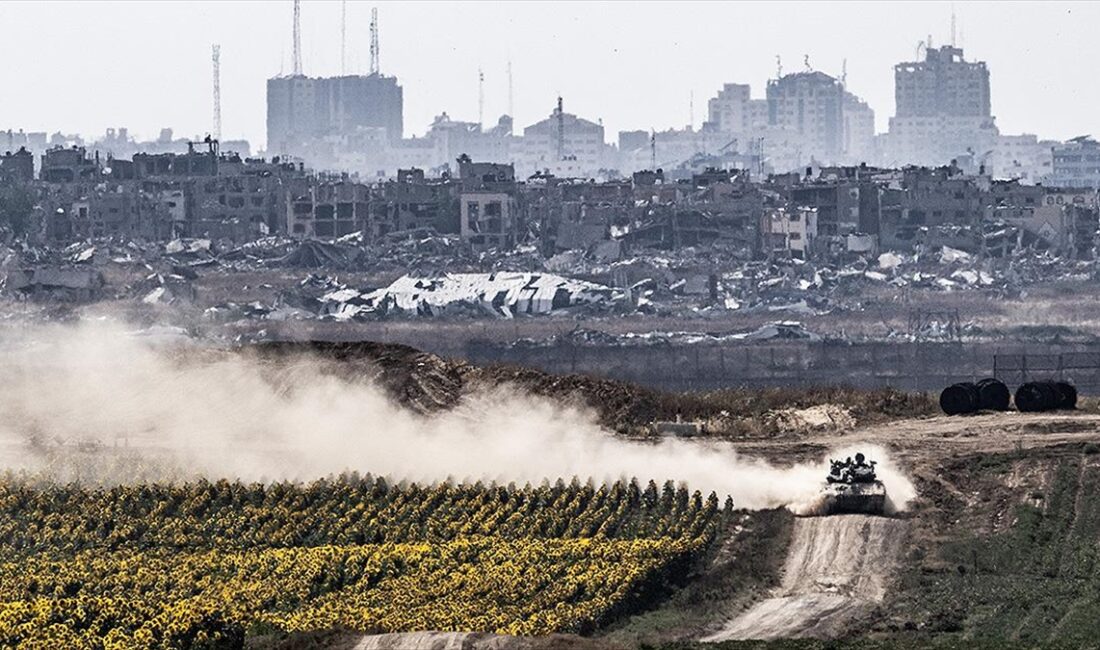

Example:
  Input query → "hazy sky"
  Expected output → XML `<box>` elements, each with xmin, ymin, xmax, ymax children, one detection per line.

<box><xmin>0</xmin><ymin>1</ymin><xmax>1096</xmax><ymax>150</ymax></box>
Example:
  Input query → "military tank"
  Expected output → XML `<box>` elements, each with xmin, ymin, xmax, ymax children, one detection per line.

<box><xmin>820</xmin><ymin>452</ymin><xmax>887</xmax><ymax>515</ymax></box>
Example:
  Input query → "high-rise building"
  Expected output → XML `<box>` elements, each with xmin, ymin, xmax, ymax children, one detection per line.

<box><xmin>885</xmin><ymin>46</ymin><xmax>998</xmax><ymax>166</ymax></box>
<box><xmin>705</xmin><ymin>83</ymin><xmax>768</xmax><ymax>135</ymax></box>
<box><xmin>765</xmin><ymin>71</ymin><xmax>874</xmax><ymax>169</ymax></box>
<box><xmin>266</xmin><ymin>73</ymin><xmax>403</xmax><ymax>159</ymax></box>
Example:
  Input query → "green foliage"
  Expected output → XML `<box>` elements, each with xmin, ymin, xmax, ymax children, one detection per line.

<box><xmin>897</xmin><ymin>452</ymin><xmax>1100</xmax><ymax>644</ymax></box>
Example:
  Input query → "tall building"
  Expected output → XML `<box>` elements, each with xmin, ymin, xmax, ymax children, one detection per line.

<box><xmin>885</xmin><ymin>46</ymin><xmax>998</xmax><ymax>166</ymax></box>
<box><xmin>517</xmin><ymin>99</ymin><xmax>607</xmax><ymax>177</ymax></box>
<box><xmin>266</xmin><ymin>73</ymin><xmax>403</xmax><ymax>159</ymax></box>
<box><xmin>705</xmin><ymin>83</ymin><xmax>768</xmax><ymax>135</ymax></box>
<box><xmin>765</xmin><ymin>71</ymin><xmax>874</xmax><ymax>169</ymax></box>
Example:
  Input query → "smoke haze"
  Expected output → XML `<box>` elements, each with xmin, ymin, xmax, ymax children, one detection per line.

<box><xmin>0</xmin><ymin>322</ymin><xmax>915</xmax><ymax>512</ymax></box>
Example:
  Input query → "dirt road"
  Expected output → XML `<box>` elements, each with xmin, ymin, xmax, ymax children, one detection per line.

<box><xmin>704</xmin><ymin>514</ymin><xmax>907</xmax><ymax>641</ymax></box>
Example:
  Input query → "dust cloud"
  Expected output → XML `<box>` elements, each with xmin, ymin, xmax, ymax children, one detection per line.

<box><xmin>0</xmin><ymin>322</ymin><xmax>916</xmax><ymax>511</ymax></box>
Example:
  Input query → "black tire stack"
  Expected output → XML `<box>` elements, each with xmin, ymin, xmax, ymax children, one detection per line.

<box><xmin>940</xmin><ymin>382</ymin><xmax>981</xmax><ymax>415</ymax></box>
<box><xmin>939</xmin><ymin>377</ymin><xmax>1072</xmax><ymax>415</ymax></box>
<box><xmin>1014</xmin><ymin>380</ymin><xmax>1077</xmax><ymax>412</ymax></box>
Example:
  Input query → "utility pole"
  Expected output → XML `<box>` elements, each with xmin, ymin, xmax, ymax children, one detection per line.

<box><xmin>211</xmin><ymin>44</ymin><xmax>222</xmax><ymax>141</ymax></box>
<box><xmin>369</xmin><ymin>7</ymin><xmax>379</xmax><ymax>75</ymax></box>
<box><xmin>340</xmin><ymin>0</ymin><xmax>347</xmax><ymax>75</ymax></box>
<box><xmin>292</xmin><ymin>0</ymin><xmax>302</xmax><ymax>76</ymax></box>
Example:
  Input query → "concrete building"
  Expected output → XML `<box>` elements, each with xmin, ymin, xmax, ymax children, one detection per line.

<box><xmin>0</xmin><ymin>147</ymin><xmax>34</xmax><ymax>183</ymax></box>
<box><xmin>518</xmin><ymin>99</ymin><xmax>607</xmax><ymax>177</ymax></box>
<box><xmin>705</xmin><ymin>83</ymin><xmax>769</xmax><ymax>135</ymax></box>
<box><xmin>886</xmin><ymin>46</ymin><xmax>999</xmax><ymax>167</ymax></box>
<box><xmin>266</xmin><ymin>73</ymin><xmax>403</xmax><ymax>159</ymax></box>
<box><xmin>286</xmin><ymin>178</ymin><xmax>372</xmax><ymax>239</ymax></box>
<box><xmin>989</xmin><ymin>134</ymin><xmax>1055</xmax><ymax>183</ymax></box>
<box><xmin>761</xmin><ymin>206</ymin><xmax>817</xmax><ymax>259</ymax></box>
<box><xmin>40</xmin><ymin>146</ymin><xmax>100</xmax><ymax>183</ymax></box>
<box><xmin>1048</xmin><ymin>137</ymin><xmax>1100</xmax><ymax>190</ymax></box>
<box><xmin>460</xmin><ymin>192</ymin><xmax>518</xmax><ymax>249</ymax></box>
<box><xmin>425</xmin><ymin>113</ymin><xmax>514</xmax><ymax>170</ymax></box>
<box><xmin>764</xmin><ymin>71</ymin><xmax>874</xmax><ymax>170</ymax></box>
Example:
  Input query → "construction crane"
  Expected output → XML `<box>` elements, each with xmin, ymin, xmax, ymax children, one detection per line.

<box><xmin>292</xmin><ymin>0</ymin><xmax>302</xmax><ymax>76</ymax></box>
<box><xmin>211</xmin><ymin>44</ymin><xmax>221</xmax><ymax>141</ymax></box>
<box><xmin>369</xmin><ymin>7</ymin><xmax>379</xmax><ymax>75</ymax></box>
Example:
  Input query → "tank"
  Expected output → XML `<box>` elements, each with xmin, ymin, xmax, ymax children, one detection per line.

<box><xmin>820</xmin><ymin>452</ymin><xmax>887</xmax><ymax>515</ymax></box>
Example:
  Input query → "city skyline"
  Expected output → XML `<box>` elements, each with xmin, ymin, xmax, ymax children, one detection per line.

<box><xmin>1</xmin><ymin>1</ymin><xmax>1097</xmax><ymax>150</ymax></box>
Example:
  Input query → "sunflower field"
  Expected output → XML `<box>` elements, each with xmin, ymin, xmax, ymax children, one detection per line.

<box><xmin>0</xmin><ymin>475</ymin><xmax>729</xmax><ymax>648</ymax></box>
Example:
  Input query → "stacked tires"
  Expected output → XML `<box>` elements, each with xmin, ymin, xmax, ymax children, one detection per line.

<box><xmin>939</xmin><ymin>377</ymin><xmax>1072</xmax><ymax>415</ymax></box>
<box><xmin>939</xmin><ymin>382</ymin><xmax>981</xmax><ymax>415</ymax></box>
<box><xmin>1014</xmin><ymin>380</ymin><xmax>1077</xmax><ymax>412</ymax></box>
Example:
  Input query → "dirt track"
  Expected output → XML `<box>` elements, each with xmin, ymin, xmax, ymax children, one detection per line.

<box><xmin>704</xmin><ymin>514</ymin><xmax>907</xmax><ymax>641</ymax></box>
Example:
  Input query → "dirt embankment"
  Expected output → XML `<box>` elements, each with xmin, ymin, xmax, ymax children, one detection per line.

<box><xmin>249</xmin><ymin>340</ymin><xmax>936</xmax><ymax>437</ymax></box>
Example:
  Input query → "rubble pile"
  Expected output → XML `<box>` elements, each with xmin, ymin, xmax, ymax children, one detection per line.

<box><xmin>1</xmin><ymin>231</ymin><xmax>1100</xmax><ymax>331</ymax></box>
<box><xmin>319</xmin><ymin>272</ymin><xmax>624</xmax><ymax>321</ymax></box>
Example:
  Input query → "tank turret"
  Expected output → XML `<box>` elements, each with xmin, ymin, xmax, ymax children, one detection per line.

<box><xmin>819</xmin><ymin>452</ymin><xmax>887</xmax><ymax>515</ymax></box>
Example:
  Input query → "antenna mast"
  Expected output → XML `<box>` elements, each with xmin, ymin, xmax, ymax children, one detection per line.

<box><xmin>340</xmin><ymin>0</ymin><xmax>347</xmax><ymax>75</ymax></box>
<box><xmin>369</xmin><ymin>7</ymin><xmax>379</xmax><ymax>74</ymax></box>
<box><xmin>478</xmin><ymin>68</ymin><xmax>485</xmax><ymax>128</ymax></box>
<box><xmin>650</xmin><ymin>129</ymin><xmax>656</xmax><ymax>170</ymax></box>
<box><xmin>212</xmin><ymin>44</ymin><xmax>221</xmax><ymax>141</ymax></box>
<box><xmin>555</xmin><ymin>96</ymin><xmax>565</xmax><ymax>161</ymax></box>
<box><xmin>507</xmin><ymin>60</ymin><xmax>514</xmax><ymax>118</ymax></box>
<box><xmin>951</xmin><ymin>6</ymin><xmax>957</xmax><ymax>47</ymax></box>
<box><xmin>775</xmin><ymin>54</ymin><xmax>782</xmax><ymax>78</ymax></box>
<box><xmin>689</xmin><ymin>90</ymin><xmax>694</xmax><ymax>130</ymax></box>
<box><xmin>292</xmin><ymin>0</ymin><xmax>302</xmax><ymax>76</ymax></box>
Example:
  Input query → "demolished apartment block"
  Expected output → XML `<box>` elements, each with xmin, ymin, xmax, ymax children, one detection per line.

<box><xmin>320</xmin><ymin>272</ymin><xmax>623</xmax><ymax>320</ymax></box>
<box><xmin>3</xmin><ymin>266</ymin><xmax>105</xmax><ymax>301</ymax></box>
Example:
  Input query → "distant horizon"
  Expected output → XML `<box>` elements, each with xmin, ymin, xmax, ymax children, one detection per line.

<box><xmin>1</xmin><ymin>1</ymin><xmax>1096</xmax><ymax>150</ymax></box>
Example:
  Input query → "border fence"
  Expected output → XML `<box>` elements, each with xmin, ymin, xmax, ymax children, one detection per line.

<box><xmin>994</xmin><ymin>353</ymin><xmax>1100</xmax><ymax>394</ymax></box>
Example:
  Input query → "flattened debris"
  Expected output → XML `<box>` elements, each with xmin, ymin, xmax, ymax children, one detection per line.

<box><xmin>321</xmin><ymin>272</ymin><xmax>624</xmax><ymax>320</ymax></box>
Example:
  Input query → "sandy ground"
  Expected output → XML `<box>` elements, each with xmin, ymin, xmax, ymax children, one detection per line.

<box><xmin>735</xmin><ymin>410</ymin><xmax>1100</xmax><ymax>468</ymax></box>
